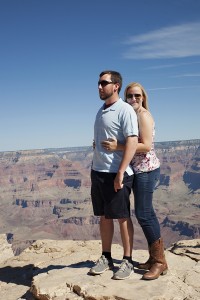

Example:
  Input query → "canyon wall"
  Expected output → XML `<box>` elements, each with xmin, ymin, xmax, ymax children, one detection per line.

<box><xmin>0</xmin><ymin>140</ymin><xmax>199</xmax><ymax>253</ymax></box>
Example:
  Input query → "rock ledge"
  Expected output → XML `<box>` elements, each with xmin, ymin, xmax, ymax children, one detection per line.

<box><xmin>0</xmin><ymin>235</ymin><xmax>199</xmax><ymax>300</ymax></box>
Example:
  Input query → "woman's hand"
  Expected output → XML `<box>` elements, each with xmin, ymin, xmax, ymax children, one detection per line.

<box><xmin>101</xmin><ymin>137</ymin><xmax>118</xmax><ymax>151</ymax></box>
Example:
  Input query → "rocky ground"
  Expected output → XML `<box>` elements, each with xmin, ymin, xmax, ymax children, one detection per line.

<box><xmin>0</xmin><ymin>234</ymin><xmax>199</xmax><ymax>300</ymax></box>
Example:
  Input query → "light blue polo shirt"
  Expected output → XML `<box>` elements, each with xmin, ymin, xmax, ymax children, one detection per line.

<box><xmin>92</xmin><ymin>98</ymin><xmax>138</xmax><ymax>175</ymax></box>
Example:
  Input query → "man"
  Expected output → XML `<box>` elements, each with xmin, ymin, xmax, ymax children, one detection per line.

<box><xmin>89</xmin><ymin>70</ymin><xmax>138</xmax><ymax>280</ymax></box>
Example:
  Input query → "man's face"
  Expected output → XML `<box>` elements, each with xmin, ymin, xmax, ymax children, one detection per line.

<box><xmin>98</xmin><ymin>74</ymin><xmax>116</xmax><ymax>101</ymax></box>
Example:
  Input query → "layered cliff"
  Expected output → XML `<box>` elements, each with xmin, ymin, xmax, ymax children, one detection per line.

<box><xmin>0</xmin><ymin>140</ymin><xmax>199</xmax><ymax>252</ymax></box>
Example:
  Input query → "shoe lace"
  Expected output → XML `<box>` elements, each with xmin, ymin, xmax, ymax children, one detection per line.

<box><xmin>119</xmin><ymin>260</ymin><xmax>129</xmax><ymax>272</ymax></box>
<box><xmin>96</xmin><ymin>255</ymin><xmax>106</xmax><ymax>265</ymax></box>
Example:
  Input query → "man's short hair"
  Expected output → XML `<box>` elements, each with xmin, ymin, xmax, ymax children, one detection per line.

<box><xmin>99</xmin><ymin>70</ymin><xmax>122</xmax><ymax>93</ymax></box>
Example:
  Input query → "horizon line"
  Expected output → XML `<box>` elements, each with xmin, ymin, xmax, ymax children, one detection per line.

<box><xmin>1</xmin><ymin>138</ymin><xmax>199</xmax><ymax>154</ymax></box>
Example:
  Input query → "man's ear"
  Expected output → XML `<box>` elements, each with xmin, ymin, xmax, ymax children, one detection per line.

<box><xmin>114</xmin><ymin>83</ymin><xmax>120</xmax><ymax>92</ymax></box>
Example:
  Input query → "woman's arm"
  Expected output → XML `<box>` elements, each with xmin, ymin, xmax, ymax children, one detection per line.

<box><xmin>101</xmin><ymin>111</ymin><xmax>153</xmax><ymax>153</ymax></box>
<box><xmin>136</xmin><ymin>111</ymin><xmax>153</xmax><ymax>153</ymax></box>
<box><xmin>101</xmin><ymin>137</ymin><xmax>125</xmax><ymax>151</ymax></box>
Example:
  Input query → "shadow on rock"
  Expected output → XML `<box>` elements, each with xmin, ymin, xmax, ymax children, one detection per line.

<box><xmin>20</xmin><ymin>290</ymin><xmax>36</xmax><ymax>300</ymax></box>
<box><xmin>67</xmin><ymin>259</ymin><xmax>94</xmax><ymax>269</ymax></box>
<box><xmin>0</xmin><ymin>264</ymin><xmax>67</xmax><ymax>286</ymax></box>
<box><xmin>32</xmin><ymin>264</ymin><xmax>67</xmax><ymax>276</ymax></box>
<box><xmin>66</xmin><ymin>258</ymin><xmax>124</xmax><ymax>269</ymax></box>
<box><xmin>0</xmin><ymin>264</ymin><xmax>35</xmax><ymax>286</ymax></box>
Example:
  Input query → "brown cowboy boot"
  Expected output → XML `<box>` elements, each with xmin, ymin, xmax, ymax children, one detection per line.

<box><xmin>142</xmin><ymin>238</ymin><xmax>168</xmax><ymax>280</ymax></box>
<box><xmin>137</xmin><ymin>246</ymin><xmax>153</xmax><ymax>270</ymax></box>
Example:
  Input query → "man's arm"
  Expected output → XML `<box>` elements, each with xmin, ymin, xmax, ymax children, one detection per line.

<box><xmin>114</xmin><ymin>135</ymin><xmax>138</xmax><ymax>192</ymax></box>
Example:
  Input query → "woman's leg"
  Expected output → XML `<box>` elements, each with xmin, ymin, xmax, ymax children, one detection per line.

<box><xmin>133</xmin><ymin>168</ymin><xmax>168</xmax><ymax>279</ymax></box>
<box><xmin>133</xmin><ymin>168</ymin><xmax>161</xmax><ymax>245</ymax></box>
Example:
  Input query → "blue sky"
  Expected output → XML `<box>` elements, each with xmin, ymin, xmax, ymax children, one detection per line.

<box><xmin>0</xmin><ymin>0</ymin><xmax>200</xmax><ymax>152</ymax></box>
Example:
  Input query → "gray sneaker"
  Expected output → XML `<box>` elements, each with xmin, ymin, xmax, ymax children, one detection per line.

<box><xmin>113</xmin><ymin>259</ymin><xmax>133</xmax><ymax>280</ymax></box>
<box><xmin>89</xmin><ymin>255</ymin><xmax>114</xmax><ymax>275</ymax></box>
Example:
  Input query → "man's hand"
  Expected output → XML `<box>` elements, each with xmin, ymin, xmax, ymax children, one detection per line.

<box><xmin>93</xmin><ymin>140</ymin><xmax>95</xmax><ymax>149</ymax></box>
<box><xmin>114</xmin><ymin>171</ymin><xmax>124</xmax><ymax>192</ymax></box>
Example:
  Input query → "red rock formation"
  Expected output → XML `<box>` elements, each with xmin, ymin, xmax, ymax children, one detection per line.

<box><xmin>0</xmin><ymin>141</ymin><xmax>199</xmax><ymax>254</ymax></box>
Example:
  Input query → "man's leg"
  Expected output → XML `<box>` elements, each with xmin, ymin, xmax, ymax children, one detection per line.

<box><xmin>89</xmin><ymin>216</ymin><xmax>114</xmax><ymax>275</ymax></box>
<box><xmin>112</xmin><ymin>172</ymin><xmax>134</xmax><ymax>280</ymax></box>
<box><xmin>118</xmin><ymin>218</ymin><xmax>133</xmax><ymax>257</ymax></box>
<box><xmin>100</xmin><ymin>216</ymin><xmax>114</xmax><ymax>252</ymax></box>
<box><xmin>113</xmin><ymin>217</ymin><xmax>134</xmax><ymax>280</ymax></box>
<box><xmin>90</xmin><ymin>171</ymin><xmax>115</xmax><ymax>275</ymax></box>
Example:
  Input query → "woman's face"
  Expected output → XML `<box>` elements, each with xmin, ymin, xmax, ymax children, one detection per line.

<box><xmin>126</xmin><ymin>86</ymin><xmax>143</xmax><ymax>112</ymax></box>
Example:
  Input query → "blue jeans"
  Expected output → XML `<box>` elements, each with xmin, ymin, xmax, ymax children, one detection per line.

<box><xmin>133</xmin><ymin>168</ymin><xmax>161</xmax><ymax>245</ymax></box>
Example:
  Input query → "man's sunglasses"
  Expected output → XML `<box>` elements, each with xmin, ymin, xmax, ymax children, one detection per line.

<box><xmin>126</xmin><ymin>93</ymin><xmax>142</xmax><ymax>100</ymax></box>
<box><xmin>98</xmin><ymin>80</ymin><xmax>114</xmax><ymax>87</ymax></box>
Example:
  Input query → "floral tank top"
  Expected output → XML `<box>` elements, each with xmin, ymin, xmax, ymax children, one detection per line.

<box><xmin>131</xmin><ymin>125</ymin><xmax>160</xmax><ymax>174</ymax></box>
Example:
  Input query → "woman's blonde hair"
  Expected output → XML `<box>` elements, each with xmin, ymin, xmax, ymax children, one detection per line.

<box><xmin>124</xmin><ymin>82</ymin><xmax>149</xmax><ymax>111</ymax></box>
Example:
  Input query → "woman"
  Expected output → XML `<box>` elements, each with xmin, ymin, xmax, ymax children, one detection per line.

<box><xmin>101</xmin><ymin>82</ymin><xmax>168</xmax><ymax>280</ymax></box>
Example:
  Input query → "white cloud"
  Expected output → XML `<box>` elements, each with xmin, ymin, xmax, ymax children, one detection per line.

<box><xmin>144</xmin><ymin>61</ymin><xmax>200</xmax><ymax>70</ymax></box>
<box><xmin>123</xmin><ymin>22</ymin><xmax>200</xmax><ymax>59</ymax></box>
<box><xmin>144</xmin><ymin>64</ymin><xmax>180</xmax><ymax>70</ymax></box>
<box><xmin>148</xmin><ymin>85</ymin><xmax>200</xmax><ymax>91</ymax></box>
<box><xmin>171</xmin><ymin>73</ymin><xmax>200</xmax><ymax>77</ymax></box>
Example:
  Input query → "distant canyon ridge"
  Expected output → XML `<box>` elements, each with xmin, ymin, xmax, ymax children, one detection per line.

<box><xmin>0</xmin><ymin>139</ymin><xmax>199</xmax><ymax>254</ymax></box>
